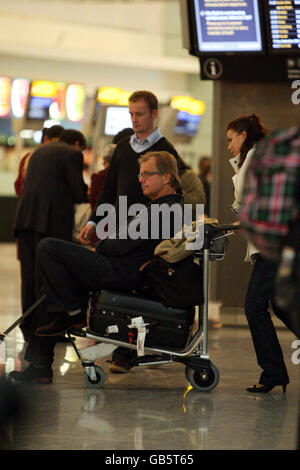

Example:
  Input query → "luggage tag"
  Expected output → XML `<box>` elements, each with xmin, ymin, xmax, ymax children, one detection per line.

<box><xmin>128</xmin><ymin>316</ymin><xmax>149</xmax><ymax>357</ymax></box>
<box><xmin>106</xmin><ymin>325</ymin><xmax>119</xmax><ymax>334</ymax></box>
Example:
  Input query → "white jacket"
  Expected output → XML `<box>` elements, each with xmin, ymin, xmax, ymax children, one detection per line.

<box><xmin>229</xmin><ymin>147</ymin><xmax>259</xmax><ymax>263</ymax></box>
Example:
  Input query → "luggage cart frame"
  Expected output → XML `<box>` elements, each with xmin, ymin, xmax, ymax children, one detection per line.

<box><xmin>69</xmin><ymin>224</ymin><xmax>238</xmax><ymax>392</ymax></box>
<box><xmin>1</xmin><ymin>224</ymin><xmax>239</xmax><ymax>392</ymax></box>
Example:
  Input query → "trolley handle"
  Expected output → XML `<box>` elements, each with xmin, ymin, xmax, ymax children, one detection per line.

<box><xmin>205</xmin><ymin>223</ymin><xmax>241</xmax><ymax>236</ymax></box>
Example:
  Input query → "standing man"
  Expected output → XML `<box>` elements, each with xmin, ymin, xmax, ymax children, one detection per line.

<box><xmin>80</xmin><ymin>90</ymin><xmax>181</xmax><ymax>244</ymax></box>
<box><xmin>14</xmin><ymin>125</ymin><xmax>64</xmax><ymax>196</ymax></box>
<box><xmin>14</xmin><ymin>129</ymin><xmax>88</xmax><ymax>341</ymax></box>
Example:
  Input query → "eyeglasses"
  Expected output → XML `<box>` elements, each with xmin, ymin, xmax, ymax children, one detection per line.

<box><xmin>138</xmin><ymin>171</ymin><xmax>160</xmax><ymax>179</ymax></box>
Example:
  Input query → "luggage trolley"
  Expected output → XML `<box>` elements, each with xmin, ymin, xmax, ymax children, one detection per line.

<box><xmin>67</xmin><ymin>223</ymin><xmax>239</xmax><ymax>392</ymax></box>
<box><xmin>0</xmin><ymin>224</ymin><xmax>238</xmax><ymax>392</ymax></box>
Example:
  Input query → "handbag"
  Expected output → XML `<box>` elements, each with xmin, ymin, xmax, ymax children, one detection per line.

<box><xmin>141</xmin><ymin>255</ymin><xmax>203</xmax><ymax>308</ymax></box>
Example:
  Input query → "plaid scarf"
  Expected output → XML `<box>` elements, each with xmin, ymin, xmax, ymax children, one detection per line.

<box><xmin>239</xmin><ymin>126</ymin><xmax>300</xmax><ymax>259</ymax></box>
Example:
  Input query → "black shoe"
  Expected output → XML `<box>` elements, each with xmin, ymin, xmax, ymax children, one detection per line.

<box><xmin>35</xmin><ymin>312</ymin><xmax>86</xmax><ymax>337</ymax></box>
<box><xmin>246</xmin><ymin>383</ymin><xmax>287</xmax><ymax>393</ymax></box>
<box><xmin>9</xmin><ymin>364</ymin><xmax>53</xmax><ymax>384</ymax></box>
<box><xmin>108</xmin><ymin>358</ymin><xmax>132</xmax><ymax>374</ymax></box>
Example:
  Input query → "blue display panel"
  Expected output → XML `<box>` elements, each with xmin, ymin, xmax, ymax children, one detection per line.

<box><xmin>266</xmin><ymin>0</ymin><xmax>300</xmax><ymax>53</ymax></box>
<box><xmin>174</xmin><ymin>111</ymin><xmax>202</xmax><ymax>138</ymax></box>
<box><xmin>104</xmin><ymin>106</ymin><xmax>132</xmax><ymax>136</ymax></box>
<box><xmin>27</xmin><ymin>96</ymin><xmax>52</xmax><ymax>120</ymax></box>
<box><xmin>193</xmin><ymin>0</ymin><xmax>264</xmax><ymax>53</ymax></box>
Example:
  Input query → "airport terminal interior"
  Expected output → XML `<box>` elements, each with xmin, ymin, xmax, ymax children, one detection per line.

<box><xmin>0</xmin><ymin>0</ymin><xmax>300</xmax><ymax>452</ymax></box>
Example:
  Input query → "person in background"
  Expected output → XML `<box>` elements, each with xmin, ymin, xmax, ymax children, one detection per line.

<box><xmin>88</xmin><ymin>128</ymin><xmax>134</xmax><ymax>211</ymax></box>
<box><xmin>89</xmin><ymin>144</ymin><xmax>116</xmax><ymax>211</ymax></box>
<box><xmin>13</xmin><ymin>129</ymin><xmax>88</xmax><ymax>342</ymax></box>
<box><xmin>227</xmin><ymin>114</ymin><xmax>297</xmax><ymax>393</ymax></box>
<box><xmin>88</xmin><ymin>129</ymin><xmax>134</xmax><ymax>247</ymax></box>
<box><xmin>14</xmin><ymin>125</ymin><xmax>64</xmax><ymax>196</ymax></box>
<box><xmin>89</xmin><ymin>128</ymin><xmax>134</xmax><ymax>210</ymax></box>
<box><xmin>198</xmin><ymin>156</ymin><xmax>211</xmax><ymax>217</ymax></box>
<box><xmin>112</xmin><ymin>127</ymin><xmax>134</xmax><ymax>145</ymax></box>
<box><xmin>178</xmin><ymin>155</ymin><xmax>206</xmax><ymax>220</ymax></box>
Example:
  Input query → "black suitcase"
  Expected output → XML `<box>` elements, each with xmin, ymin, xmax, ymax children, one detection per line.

<box><xmin>87</xmin><ymin>290</ymin><xmax>195</xmax><ymax>351</ymax></box>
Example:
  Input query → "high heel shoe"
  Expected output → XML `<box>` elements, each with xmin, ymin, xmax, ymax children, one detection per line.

<box><xmin>246</xmin><ymin>384</ymin><xmax>287</xmax><ymax>393</ymax></box>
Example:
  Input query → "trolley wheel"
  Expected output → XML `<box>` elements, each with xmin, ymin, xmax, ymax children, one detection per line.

<box><xmin>185</xmin><ymin>362</ymin><xmax>219</xmax><ymax>392</ymax></box>
<box><xmin>84</xmin><ymin>365</ymin><xmax>106</xmax><ymax>389</ymax></box>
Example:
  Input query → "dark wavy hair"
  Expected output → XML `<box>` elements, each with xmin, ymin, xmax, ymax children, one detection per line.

<box><xmin>227</xmin><ymin>114</ymin><xmax>267</xmax><ymax>168</ymax></box>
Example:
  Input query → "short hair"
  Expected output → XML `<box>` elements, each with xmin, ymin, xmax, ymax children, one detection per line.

<box><xmin>112</xmin><ymin>127</ymin><xmax>134</xmax><ymax>144</ymax></box>
<box><xmin>41</xmin><ymin>127</ymin><xmax>49</xmax><ymax>143</ymax></box>
<box><xmin>129</xmin><ymin>90</ymin><xmax>158</xmax><ymax>113</ymax></box>
<box><xmin>60</xmin><ymin>129</ymin><xmax>86</xmax><ymax>150</ymax></box>
<box><xmin>138</xmin><ymin>150</ymin><xmax>181</xmax><ymax>191</ymax></box>
<box><xmin>46</xmin><ymin>125</ymin><xmax>64</xmax><ymax>141</ymax></box>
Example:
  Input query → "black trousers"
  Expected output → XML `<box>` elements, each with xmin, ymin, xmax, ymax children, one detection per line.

<box><xmin>244</xmin><ymin>254</ymin><xmax>297</xmax><ymax>386</ymax></box>
<box><xmin>17</xmin><ymin>230</ymin><xmax>50</xmax><ymax>341</ymax></box>
<box><xmin>24</xmin><ymin>237</ymin><xmax>127</xmax><ymax>366</ymax></box>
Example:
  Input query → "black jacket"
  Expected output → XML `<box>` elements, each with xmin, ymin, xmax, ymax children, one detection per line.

<box><xmin>14</xmin><ymin>142</ymin><xmax>87</xmax><ymax>241</ymax></box>
<box><xmin>90</xmin><ymin>136</ymin><xmax>181</xmax><ymax>225</ymax></box>
<box><xmin>96</xmin><ymin>193</ymin><xmax>183</xmax><ymax>289</ymax></box>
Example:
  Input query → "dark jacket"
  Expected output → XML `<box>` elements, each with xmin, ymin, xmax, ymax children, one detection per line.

<box><xmin>90</xmin><ymin>136</ymin><xmax>181</xmax><ymax>225</ymax></box>
<box><xmin>89</xmin><ymin>167</ymin><xmax>109</xmax><ymax>211</ymax></box>
<box><xmin>14</xmin><ymin>142</ymin><xmax>87</xmax><ymax>241</ymax></box>
<box><xmin>96</xmin><ymin>193</ymin><xmax>183</xmax><ymax>289</ymax></box>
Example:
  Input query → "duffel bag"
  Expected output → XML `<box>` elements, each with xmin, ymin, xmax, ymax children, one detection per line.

<box><xmin>141</xmin><ymin>256</ymin><xmax>203</xmax><ymax>309</ymax></box>
<box><xmin>87</xmin><ymin>290</ymin><xmax>195</xmax><ymax>352</ymax></box>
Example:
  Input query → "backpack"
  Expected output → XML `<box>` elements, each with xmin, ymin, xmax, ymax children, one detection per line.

<box><xmin>140</xmin><ymin>219</ymin><xmax>219</xmax><ymax>308</ymax></box>
<box><xmin>239</xmin><ymin>126</ymin><xmax>300</xmax><ymax>260</ymax></box>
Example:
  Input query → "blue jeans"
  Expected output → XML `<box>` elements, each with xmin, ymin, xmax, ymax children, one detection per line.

<box><xmin>245</xmin><ymin>254</ymin><xmax>296</xmax><ymax>386</ymax></box>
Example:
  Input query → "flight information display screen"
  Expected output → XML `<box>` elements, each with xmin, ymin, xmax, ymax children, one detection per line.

<box><xmin>266</xmin><ymin>0</ymin><xmax>300</xmax><ymax>53</ymax></box>
<box><xmin>192</xmin><ymin>0</ymin><xmax>264</xmax><ymax>53</ymax></box>
<box><xmin>27</xmin><ymin>96</ymin><xmax>52</xmax><ymax>120</ymax></box>
<box><xmin>104</xmin><ymin>106</ymin><xmax>132</xmax><ymax>136</ymax></box>
<box><xmin>174</xmin><ymin>111</ymin><xmax>202</xmax><ymax>138</ymax></box>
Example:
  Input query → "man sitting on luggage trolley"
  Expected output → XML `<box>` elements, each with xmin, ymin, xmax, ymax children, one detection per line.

<box><xmin>9</xmin><ymin>151</ymin><xmax>184</xmax><ymax>384</ymax></box>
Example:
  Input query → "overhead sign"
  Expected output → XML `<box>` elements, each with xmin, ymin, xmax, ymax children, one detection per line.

<box><xmin>97</xmin><ymin>87</ymin><xmax>131</xmax><ymax>105</ymax></box>
<box><xmin>170</xmin><ymin>95</ymin><xmax>205</xmax><ymax>115</ymax></box>
<box><xmin>192</xmin><ymin>0</ymin><xmax>264</xmax><ymax>53</ymax></box>
<box><xmin>265</xmin><ymin>0</ymin><xmax>300</xmax><ymax>53</ymax></box>
<box><xmin>27</xmin><ymin>80</ymin><xmax>67</xmax><ymax>121</ymax></box>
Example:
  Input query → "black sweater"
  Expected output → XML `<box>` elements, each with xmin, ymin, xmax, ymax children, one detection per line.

<box><xmin>96</xmin><ymin>193</ymin><xmax>183</xmax><ymax>290</ymax></box>
<box><xmin>90</xmin><ymin>136</ymin><xmax>180</xmax><ymax>224</ymax></box>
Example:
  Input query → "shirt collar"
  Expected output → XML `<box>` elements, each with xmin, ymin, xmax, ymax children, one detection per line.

<box><xmin>229</xmin><ymin>154</ymin><xmax>240</xmax><ymax>174</ymax></box>
<box><xmin>130</xmin><ymin>127</ymin><xmax>162</xmax><ymax>146</ymax></box>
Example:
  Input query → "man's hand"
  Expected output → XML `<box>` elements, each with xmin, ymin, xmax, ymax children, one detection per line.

<box><xmin>79</xmin><ymin>224</ymin><xmax>95</xmax><ymax>244</ymax></box>
<box><xmin>230</xmin><ymin>220</ymin><xmax>241</xmax><ymax>233</ymax></box>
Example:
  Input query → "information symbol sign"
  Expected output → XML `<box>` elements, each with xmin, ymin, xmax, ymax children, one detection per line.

<box><xmin>203</xmin><ymin>58</ymin><xmax>223</xmax><ymax>79</ymax></box>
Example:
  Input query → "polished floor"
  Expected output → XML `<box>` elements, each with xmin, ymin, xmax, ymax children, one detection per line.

<box><xmin>0</xmin><ymin>243</ymin><xmax>299</xmax><ymax>450</ymax></box>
